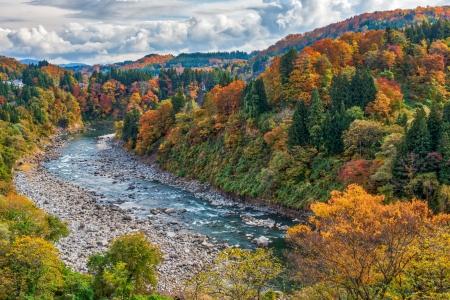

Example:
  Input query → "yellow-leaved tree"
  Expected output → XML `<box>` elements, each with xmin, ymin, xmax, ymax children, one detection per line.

<box><xmin>185</xmin><ymin>248</ymin><xmax>283</xmax><ymax>300</ymax></box>
<box><xmin>288</xmin><ymin>184</ymin><xmax>450</xmax><ymax>299</ymax></box>
<box><xmin>0</xmin><ymin>236</ymin><xmax>65</xmax><ymax>299</ymax></box>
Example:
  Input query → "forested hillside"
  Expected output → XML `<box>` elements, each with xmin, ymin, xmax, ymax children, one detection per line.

<box><xmin>116</xmin><ymin>18</ymin><xmax>450</xmax><ymax>213</ymax></box>
<box><xmin>250</xmin><ymin>5</ymin><xmax>450</xmax><ymax>74</ymax></box>
<box><xmin>6</xmin><ymin>5</ymin><xmax>450</xmax><ymax>298</ymax></box>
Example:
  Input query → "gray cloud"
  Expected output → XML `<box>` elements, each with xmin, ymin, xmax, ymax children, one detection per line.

<box><xmin>29</xmin><ymin>0</ymin><xmax>189</xmax><ymax>22</ymax></box>
<box><xmin>0</xmin><ymin>0</ymin><xmax>446</xmax><ymax>64</ymax></box>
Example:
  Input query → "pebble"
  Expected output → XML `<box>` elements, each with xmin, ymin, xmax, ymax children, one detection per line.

<box><xmin>14</xmin><ymin>134</ymin><xmax>219</xmax><ymax>293</ymax></box>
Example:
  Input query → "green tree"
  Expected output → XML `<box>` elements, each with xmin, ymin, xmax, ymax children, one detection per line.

<box><xmin>307</xmin><ymin>88</ymin><xmax>324</xmax><ymax>150</ymax></box>
<box><xmin>0</xmin><ymin>236</ymin><xmax>65</xmax><ymax>299</ymax></box>
<box><xmin>171</xmin><ymin>87</ymin><xmax>186</xmax><ymax>114</ymax></box>
<box><xmin>343</xmin><ymin>120</ymin><xmax>384</xmax><ymax>159</ymax></box>
<box><xmin>288</xmin><ymin>99</ymin><xmax>309</xmax><ymax>147</ymax></box>
<box><xmin>404</xmin><ymin>107</ymin><xmax>432</xmax><ymax>158</ymax></box>
<box><xmin>395</xmin><ymin>112</ymin><xmax>408</xmax><ymax>127</ymax></box>
<box><xmin>329</xmin><ymin>72</ymin><xmax>350</xmax><ymax>111</ymax></box>
<box><xmin>88</xmin><ymin>232</ymin><xmax>162</xmax><ymax>299</ymax></box>
<box><xmin>186</xmin><ymin>248</ymin><xmax>282</xmax><ymax>300</ymax></box>
<box><xmin>122</xmin><ymin>109</ymin><xmax>141</xmax><ymax>146</ymax></box>
<box><xmin>324</xmin><ymin>110</ymin><xmax>344</xmax><ymax>155</ymax></box>
<box><xmin>443</xmin><ymin>102</ymin><xmax>450</xmax><ymax>124</ymax></box>
<box><xmin>350</xmin><ymin>68</ymin><xmax>377</xmax><ymax>109</ymax></box>
<box><xmin>392</xmin><ymin>108</ymin><xmax>432</xmax><ymax>194</ymax></box>
<box><xmin>438</xmin><ymin>122</ymin><xmax>450</xmax><ymax>184</ymax></box>
<box><xmin>244</xmin><ymin>78</ymin><xmax>269</xmax><ymax>118</ymax></box>
<box><xmin>279</xmin><ymin>47</ymin><xmax>298</xmax><ymax>84</ymax></box>
<box><xmin>427</xmin><ymin>102</ymin><xmax>442</xmax><ymax>151</ymax></box>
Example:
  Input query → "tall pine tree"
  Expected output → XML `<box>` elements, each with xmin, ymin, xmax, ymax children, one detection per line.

<box><xmin>443</xmin><ymin>102</ymin><xmax>450</xmax><ymax>124</ymax></box>
<box><xmin>279</xmin><ymin>47</ymin><xmax>298</xmax><ymax>84</ymax></box>
<box><xmin>350</xmin><ymin>68</ymin><xmax>377</xmax><ymax>110</ymax></box>
<box><xmin>171</xmin><ymin>87</ymin><xmax>186</xmax><ymax>114</ymax></box>
<box><xmin>395</xmin><ymin>112</ymin><xmax>408</xmax><ymax>127</ymax></box>
<box><xmin>288</xmin><ymin>99</ymin><xmax>309</xmax><ymax>148</ymax></box>
<box><xmin>427</xmin><ymin>102</ymin><xmax>442</xmax><ymax>151</ymax></box>
<box><xmin>438</xmin><ymin>122</ymin><xmax>450</xmax><ymax>184</ymax></box>
<box><xmin>404</xmin><ymin>107</ymin><xmax>432</xmax><ymax>158</ymax></box>
<box><xmin>307</xmin><ymin>88</ymin><xmax>324</xmax><ymax>151</ymax></box>
<box><xmin>244</xmin><ymin>78</ymin><xmax>269</xmax><ymax>118</ymax></box>
<box><xmin>329</xmin><ymin>72</ymin><xmax>350</xmax><ymax>111</ymax></box>
<box><xmin>122</xmin><ymin>108</ymin><xmax>141</xmax><ymax>146</ymax></box>
<box><xmin>324</xmin><ymin>110</ymin><xmax>344</xmax><ymax>155</ymax></box>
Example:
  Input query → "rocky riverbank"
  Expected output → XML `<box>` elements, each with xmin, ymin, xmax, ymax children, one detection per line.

<box><xmin>14</xmin><ymin>132</ymin><xmax>306</xmax><ymax>293</ymax></box>
<box><xmin>14</xmin><ymin>134</ymin><xmax>222</xmax><ymax>293</ymax></box>
<box><xmin>100</xmin><ymin>135</ymin><xmax>307</xmax><ymax>219</ymax></box>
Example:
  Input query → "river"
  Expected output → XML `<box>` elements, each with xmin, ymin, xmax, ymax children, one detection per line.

<box><xmin>44</xmin><ymin>130</ymin><xmax>296</xmax><ymax>253</ymax></box>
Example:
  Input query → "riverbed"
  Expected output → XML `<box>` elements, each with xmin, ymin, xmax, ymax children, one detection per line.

<box><xmin>14</xmin><ymin>131</ymin><xmax>298</xmax><ymax>292</ymax></box>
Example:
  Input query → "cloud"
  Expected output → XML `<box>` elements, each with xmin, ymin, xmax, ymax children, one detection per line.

<box><xmin>29</xmin><ymin>0</ymin><xmax>190</xmax><ymax>21</ymax></box>
<box><xmin>0</xmin><ymin>14</ymin><xmax>270</xmax><ymax>63</ymax></box>
<box><xmin>257</xmin><ymin>0</ymin><xmax>446</xmax><ymax>35</ymax></box>
<box><xmin>1</xmin><ymin>0</ymin><xmax>447</xmax><ymax>63</ymax></box>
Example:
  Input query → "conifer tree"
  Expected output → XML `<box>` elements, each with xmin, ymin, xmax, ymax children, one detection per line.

<box><xmin>395</xmin><ymin>112</ymin><xmax>408</xmax><ymax>127</ymax></box>
<box><xmin>443</xmin><ymin>102</ymin><xmax>450</xmax><ymax>124</ymax></box>
<box><xmin>350</xmin><ymin>69</ymin><xmax>377</xmax><ymax>110</ymax></box>
<box><xmin>405</xmin><ymin>107</ymin><xmax>432</xmax><ymax>158</ymax></box>
<box><xmin>329</xmin><ymin>72</ymin><xmax>350</xmax><ymax>111</ymax></box>
<box><xmin>324</xmin><ymin>110</ymin><xmax>344</xmax><ymax>155</ymax></box>
<box><xmin>254</xmin><ymin>78</ymin><xmax>268</xmax><ymax>113</ymax></box>
<box><xmin>288</xmin><ymin>99</ymin><xmax>309</xmax><ymax>148</ymax></box>
<box><xmin>244</xmin><ymin>78</ymin><xmax>269</xmax><ymax>118</ymax></box>
<box><xmin>279</xmin><ymin>47</ymin><xmax>298</xmax><ymax>84</ymax></box>
<box><xmin>427</xmin><ymin>102</ymin><xmax>442</xmax><ymax>151</ymax></box>
<box><xmin>122</xmin><ymin>108</ymin><xmax>141</xmax><ymax>146</ymax></box>
<box><xmin>171</xmin><ymin>87</ymin><xmax>186</xmax><ymax>114</ymax></box>
<box><xmin>307</xmin><ymin>88</ymin><xmax>324</xmax><ymax>150</ymax></box>
<box><xmin>392</xmin><ymin>108</ymin><xmax>431</xmax><ymax>192</ymax></box>
<box><xmin>438</xmin><ymin>122</ymin><xmax>450</xmax><ymax>184</ymax></box>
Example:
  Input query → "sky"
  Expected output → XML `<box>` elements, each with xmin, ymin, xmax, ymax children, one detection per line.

<box><xmin>0</xmin><ymin>0</ymin><xmax>447</xmax><ymax>65</ymax></box>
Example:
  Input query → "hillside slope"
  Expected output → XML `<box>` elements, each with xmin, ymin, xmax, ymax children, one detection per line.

<box><xmin>118</xmin><ymin>13</ymin><xmax>450</xmax><ymax>212</ymax></box>
<box><xmin>250</xmin><ymin>5</ymin><xmax>450</xmax><ymax>73</ymax></box>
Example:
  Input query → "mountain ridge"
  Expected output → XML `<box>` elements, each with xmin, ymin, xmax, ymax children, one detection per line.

<box><xmin>257</xmin><ymin>5</ymin><xmax>450</xmax><ymax>58</ymax></box>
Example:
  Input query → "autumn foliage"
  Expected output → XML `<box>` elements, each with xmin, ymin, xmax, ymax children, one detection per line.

<box><xmin>288</xmin><ymin>184</ymin><xmax>450</xmax><ymax>299</ymax></box>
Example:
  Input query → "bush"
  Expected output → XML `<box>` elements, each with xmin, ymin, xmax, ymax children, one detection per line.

<box><xmin>88</xmin><ymin>232</ymin><xmax>162</xmax><ymax>299</ymax></box>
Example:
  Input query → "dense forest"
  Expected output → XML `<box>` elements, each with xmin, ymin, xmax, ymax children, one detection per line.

<box><xmin>5</xmin><ymin>5</ymin><xmax>450</xmax><ymax>299</ymax></box>
<box><xmin>116</xmin><ymin>19</ymin><xmax>450</xmax><ymax>214</ymax></box>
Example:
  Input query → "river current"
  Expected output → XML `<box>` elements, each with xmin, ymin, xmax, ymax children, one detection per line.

<box><xmin>44</xmin><ymin>130</ymin><xmax>295</xmax><ymax>252</ymax></box>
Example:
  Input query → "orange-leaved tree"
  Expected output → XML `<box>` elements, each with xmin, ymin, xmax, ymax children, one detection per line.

<box><xmin>287</xmin><ymin>184</ymin><xmax>449</xmax><ymax>299</ymax></box>
<box><xmin>135</xmin><ymin>100</ymin><xmax>174</xmax><ymax>154</ymax></box>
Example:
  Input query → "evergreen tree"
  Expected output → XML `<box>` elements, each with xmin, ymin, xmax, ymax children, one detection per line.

<box><xmin>395</xmin><ymin>112</ymin><xmax>408</xmax><ymax>127</ymax></box>
<box><xmin>350</xmin><ymin>69</ymin><xmax>377</xmax><ymax>110</ymax></box>
<box><xmin>254</xmin><ymin>78</ymin><xmax>268</xmax><ymax>113</ymax></box>
<box><xmin>171</xmin><ymin>87</ymin><xmax>186</xmax><ymax>114</ymax></box>
<box><xmin>427</xmin><ymin>102</ymin><xmax>442</xmax><ymax>151</ymax></box>
<box><xmin>329</xmin><ymin>72</ymin><xmax>350</xmax><ymax>111</ymax></box>
<box><xmin>279</xmin><ymin>47</ymin><xmax>298</xmax><ymax>84</ymax></box>
<box><xmin>244</xmin><ymin>78</ymin><xmax>269</xmax><ymax>118</ymax></box>
<box><xmin>384</xmin><ymin>26</ymin><xmax>394</xmax><ymax>44</ymax></box>
<box><xmin>288</xmin><ymin>99</ymin><xmax>309</xmax><ymax>148</ymax></box>
<box><xmin>324</xmin><ymin>110</ymin><xmax>344</xmax><ymax>155</ymax></box>
<box><xmin>443</xmin><ymin>102</ymin><xmax>450</xmax><ymax>124</ymax></box>
<box><xmin>404</xmin><ymin>107</ymin><xmax>432</xmax><ymax>158</ymax></box>
<box><xmin>438</xmin><ymin>122</ymin><xmax>450</xmax><ymax>184</ymax></box>
<box><xmin>122</xmin><ymin>109</ymin><xmax>141</xmax><ymax>146</ymax></box>
<box><xmin>307</xmin><ymin>88</ymin><xmax>324</xmax><ymax>150</ymax></box>
<box><xmin>392</xmin><ymin>108</ymin><xmax>431</xmax><ymax>192</ymax></box>
<box><xmin>23</xmin><ymin>86</ymin><xmax>32</xmax><ymax>102</ymax></box>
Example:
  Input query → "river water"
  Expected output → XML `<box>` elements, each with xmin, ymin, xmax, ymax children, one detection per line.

<box><xmin>44</xmin><ymin>130</ymin><xmax>296</xmax><ymax>253</ymax></box>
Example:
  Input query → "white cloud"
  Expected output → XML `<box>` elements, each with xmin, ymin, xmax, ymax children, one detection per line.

<box><xmin>0</xmin><ymin>0</ymin><xmax>446</xmax><ymax>63</ymax></box>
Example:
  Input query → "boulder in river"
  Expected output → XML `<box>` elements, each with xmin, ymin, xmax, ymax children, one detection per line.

<box><xmin>251</xmin><ymin>236</ymin><xmax>271</xmax><ymax>247</ymax></box>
